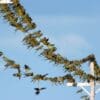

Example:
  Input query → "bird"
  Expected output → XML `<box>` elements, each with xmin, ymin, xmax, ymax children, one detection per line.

<box><xmin>35</xmin><ymin>45</ymin><xmax>43</xmax><ymax>51</ymax></box>
<box><xmin>24</xmin><ymin>64</ymin><xmax>31</xmax><ymax>72</ymax></box>
<box><xmin>0</xmin><ymin>51</ymin><xmax>3</xmax><ymax>56</ymax></box>
<box><xmin>24</xmin><ymin>72</ymin><xmax>34</xmax><ymax>77</ymax></box>
<box><xmin>32</xmin><ymin>73</ymin><xmax>48</xmax><ymax>82</ymax></box>
<box><xmin>33</xmin><ymin>30</ymin><xmax>43</xmax><ymax>38</ymax></box>
<box><xmin>13</xmin><ymin>72</ymin><xmax>22</xmax><ymax>79</ymax></box>
<box><xmin>34</xmin><ymin>87</ymin><xmax>46</xmax><ymax>95</ymax></box>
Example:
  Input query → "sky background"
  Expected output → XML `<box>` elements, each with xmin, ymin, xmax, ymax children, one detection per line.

<box><xmin>0</xmin><ymin>0</ymin><xmax>100</xmax><ymax>100</ymax></box>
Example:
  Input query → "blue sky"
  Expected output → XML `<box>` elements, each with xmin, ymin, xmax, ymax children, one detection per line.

<box><xmin>0</xmin><ymin>0</ymin><xmax>100</xmax><ymax>100</ymax></box>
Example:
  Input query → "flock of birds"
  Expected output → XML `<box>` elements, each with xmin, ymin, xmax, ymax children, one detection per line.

<box><xmin>0</xmin><ymin>0</ymin><xmax>100</xmax><ymax>98</ymax></box>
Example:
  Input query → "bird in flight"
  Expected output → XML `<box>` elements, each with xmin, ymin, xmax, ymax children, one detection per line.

<box><xmin>34</xmin><ymin>87</ymin><xmax>46</xmax><ymax>95</ymax></box>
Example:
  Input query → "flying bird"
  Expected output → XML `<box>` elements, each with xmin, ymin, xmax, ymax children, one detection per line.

<box><xmin>34</xmin><ymin>87</ymin><xmax>46</xmax><ymax>95</ymax></box>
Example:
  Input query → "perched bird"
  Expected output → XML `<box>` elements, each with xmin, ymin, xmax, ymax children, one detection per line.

<box><xmin>0</xmin><ymin>51</ymin><xmax>3</xmax><ymax>56</ymax></box>
<box><xmin>24</xmin><ymin>64</ymin><xmax>31</xmax><ymax>72</ymax></box>
<box><xmin>40</xmin><ymin>37</ymin><xmax>49</xmax><ymax>45</ymax></box>
<box><xmin>33</xmin><ymin>30</ymin><xmax>43</xmax><ymax>38</ymax></box>
<box><xmin>3</xmin><ymin>56</ymin><xmax>15</xmax><ymax>69</ymax></box>
<box><xmin>3</xmin><ymin>56</ymin><xmax>15</xmax><ymax>65</ymax></box>
<box><xmin>42</xmin><ymin>73</ymin><xmax>48</xmax><ymax>78</ymax></box>
<box><xmin>23</xmin><ymin>34</ymin><xmax>40</xmax><ymax>48</ymax></box>
<box><xmin>13</xmin><ymin>72</ymin><xmax>22</xmax><ymax>79</ymax></box>
<box><xmin>3</xmin><ymin>56</ymin><xmax>20</xmax><ymax>72</ymax></box>
<box><xmin>24</xmin><ymin>72</ymin><xmax>34</xmax><ymax>77</ymax></box>
<box><xmin>32</xmin><ymin>73</ymin><xmax>48</xmax><ymax>82</ymax></box>
<box><xmin>35</xmin><ymin>45</ymin><xmax>44</xmax><ymax>51</ymax></box>
<box><xmin>34</xmin><ymin>87</ymin><xmax>46</xmax><ymax>95</ymax></box>
<box><xmin>57</xmin><ymin>77</ymin><xmax>64</xmax><ymax>84</ymax></box>
<box><xmin>95</xmin><ymin>77</ymin><xmax>100</xmax><ymax>83</ymax></box>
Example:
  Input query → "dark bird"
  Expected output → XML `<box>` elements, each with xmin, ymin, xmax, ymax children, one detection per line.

<box><xmin>13</xmin><ymin>72</ymin><xmax>22</xmax><ymax>79</ymax></box>
<box><xmin>24</xmin><ymin>72</ymin><xmax>34</xmax><ymax>77</ymax></box>
<box><xmin>42</xmin><ymin>73</ymin><xmax>48</xmax><ymax>78</ymax></box>
<box><xmin>0</xmin><ymin>51</ymin><xmax>3</xmax><ymax>56</ymax></box>
<box><xmin>34</xmin><ymin>87</ymin><xmax>46</xmax><ymax>95</ymax></box>
<box><xmin>24</xmin><ymin>64</ymin><xmax>31</xmax><ymax>72</ymax></box>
